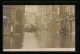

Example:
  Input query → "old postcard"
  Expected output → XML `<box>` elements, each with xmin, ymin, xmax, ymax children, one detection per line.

<box><xmin>3</xmin><ymin>5</ymin><xmax>75</xmax><ymax>51</ymax></box>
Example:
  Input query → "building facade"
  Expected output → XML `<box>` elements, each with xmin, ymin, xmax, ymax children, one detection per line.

<box><xmin>37</xmin><ymin>5</ymin><xmax>75</xmax><ymax>48</ymax></box>
<box><xmin>54</xmin><ymin>5</ymin><xmax>75</xmax><ymax>48</ymax></box>
<box><xmin>3</xmin><ymin>5</ymin><xmax>25</xmax><ymax>49</ymax></box>
<box><xmin>37</xmin><ymin>5</ymin><xmax>59</xmax><ymax>48</ymax></box>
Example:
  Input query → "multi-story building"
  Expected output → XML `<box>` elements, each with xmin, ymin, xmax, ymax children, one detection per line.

<box><xmin>3</xmin><ymin>5</ymin><xmax>25</xmax><ymax>49</ymax></box>
<box><xmin>37</xmin><ymin>5</ymin><xmax>59</xmax><ymax>48</ymax></box>
<box><xmin>54</xmin><ymin>5</ymin><xmax>75</xmax><ymax>48</ymax></box>
<box><xmin>37</xmin><ymin>5</ymin><xmax>75</xmax><ymax>48</ymax></box>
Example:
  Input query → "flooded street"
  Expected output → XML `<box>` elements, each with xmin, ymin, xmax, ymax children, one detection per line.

<box><xmin>22</xmin><ymin>32</ymin><xmax>40</xmax><ymax>48</ymax></box>
<box><xmin>3</xmin><ymin>5</ymin><xmax>75</xmax><ymax>51</ymax></box>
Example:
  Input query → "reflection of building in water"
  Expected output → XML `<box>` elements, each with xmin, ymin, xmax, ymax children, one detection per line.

<box><xmin>3</xmin><ymin>5</ymin><xmax>25</xmax><ymax>49</ymax></box>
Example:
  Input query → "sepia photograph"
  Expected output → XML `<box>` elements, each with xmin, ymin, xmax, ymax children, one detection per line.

<box><xmin>3</xmin><ymin>5</ymin><xmax>75</xmax><ymax>51</ymax></box>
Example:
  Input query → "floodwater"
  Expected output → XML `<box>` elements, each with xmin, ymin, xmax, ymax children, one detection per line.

<box><xmin>3</xmin><ymin>31</ymin><xmax>75</xmax><ymax>49</ymax></box>
<box><xmin>22</xmin><ymin>32</ymin><xmax>40</xmax><ymax>48</ymax></box>
<box><xmin>3</xmin><ymin>32</ymin><xmax>40</xmax><ymax>49</ymax></box>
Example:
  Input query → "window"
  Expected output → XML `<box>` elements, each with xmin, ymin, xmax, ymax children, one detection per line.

<box><xmin>3</xmin><ymin>15</ymin><xmax>11</xmax><ymax>34</ymax></box>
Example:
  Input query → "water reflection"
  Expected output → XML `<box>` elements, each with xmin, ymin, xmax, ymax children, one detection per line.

<box><xmin>22</xmin><ymin>32</ymin><xmax>40</xmax><ymax>48</ymax></box>
<box><xmin>3</xmin><ymin>34</ymin><xmax>24</xmax><ymax>49</ymax></box>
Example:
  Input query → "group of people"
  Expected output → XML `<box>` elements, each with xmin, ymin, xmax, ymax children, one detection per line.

<box><xmin>25</xmin><ymin>24</ymin><xmax>37</xmax><ymax>32</ymax></box>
